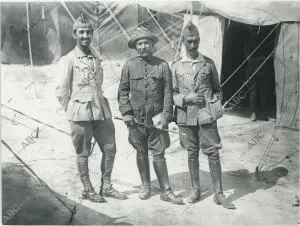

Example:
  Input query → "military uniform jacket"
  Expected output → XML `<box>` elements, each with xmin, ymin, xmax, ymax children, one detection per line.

<box><xmin>118</xmin><ymin>56</ymin><xmax>173</xmax><ymax>126</ymax></box>
<box><xmin>55</xmin><ymin>46</ymin><xmax>111</xmax><ymax>121</ymax></box>
<box><xmin>171</xmin><ymin>53</ymin><xmax>222</xmax><ymax>126</ymax></box>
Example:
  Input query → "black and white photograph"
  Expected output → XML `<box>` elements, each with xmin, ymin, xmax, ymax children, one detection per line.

<box><xmin>1</xmin><ymin>1</ymin><xmax>299</xmax><ymax>225</ymax></box>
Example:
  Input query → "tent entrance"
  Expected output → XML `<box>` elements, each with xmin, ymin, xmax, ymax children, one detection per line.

<box><xmin>221</xmin><ymin>20</ymin><xmax>277</xmax><ymax>119</ymax></box>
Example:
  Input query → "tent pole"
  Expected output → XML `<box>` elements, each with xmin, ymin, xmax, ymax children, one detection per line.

<box><xmin>102</xmin><ymin>2</ymin><xmax>130</xmax><ymax>40</ymax></box>
<box><xmin>26</xmin><ymin>2</ymin><xmax>33</xmax><ymax>66</ymax></box>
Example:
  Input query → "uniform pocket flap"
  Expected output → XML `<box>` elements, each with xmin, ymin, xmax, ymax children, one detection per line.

<box><xmin>149</xmin><ymin>67</ymin><xmax>162</xmax><ymax>78</ymax></box>
<box><xmin>130</xmin><ymin>72</ymin><xmax>144</xmax><ymax>80</ymax></box>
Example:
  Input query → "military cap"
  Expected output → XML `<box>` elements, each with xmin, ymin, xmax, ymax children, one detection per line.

<box><xmin>128</xmin><ymin>26</ymin><xmax>158</xmax><ymax>49</ymax></box>
<box><xmin>183</xmin><ymin>21</ymin><xmax>199</xmax><ymax>37</ymax></box>
<box><xmin>73</xmin><ymin>13</ymin><xmax>93</xmax><ymax>32</ymax></box>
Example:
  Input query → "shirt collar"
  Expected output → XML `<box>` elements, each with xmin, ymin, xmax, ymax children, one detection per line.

<box><xmin>74</xmin><ymin>46</ymin><xmax>96</xmax><ymax>58</ymax></box>
<box><xmin>137</xmin><ymin>54</ymin><xmax>154</xmax><ymax>62</ymax></box>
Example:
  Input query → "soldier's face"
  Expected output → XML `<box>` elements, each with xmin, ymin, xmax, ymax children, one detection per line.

<box><xmin>73</xmin><ymin>27</ymin><xmax>93</xmax><ymax>47</ymax></box>
<box><xmin>183</xmin><ymin>35</ymin><xmax>200</xmax><ymax>55</ymax></box>
<box><xmin>136</xmin><ymin>39</ymin><xmax>154</xmax><ymax>58</ymax></box>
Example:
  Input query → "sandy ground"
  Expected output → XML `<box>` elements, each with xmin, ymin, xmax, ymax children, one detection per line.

<box><xmin>1</xmin><ymin>63</ymin><xmax>299</xmax><ymax>225</ymax></box>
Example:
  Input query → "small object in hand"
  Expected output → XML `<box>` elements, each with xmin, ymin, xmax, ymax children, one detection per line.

<box><xmin>152</xmin><ymin>113</ymin><xmax>168</xmax><ymax>130</ymax></box>
<box><xmin>152</xmin><ymin>113</ymin><xmax>162</xmax><ymax>128</ymax></box>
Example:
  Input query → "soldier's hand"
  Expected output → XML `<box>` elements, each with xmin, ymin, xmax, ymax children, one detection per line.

<box><xmin>123</xmin><ymin>115</ymin><xmax>135</xmax><ymax>127</ymax></box>
<box><xmin>154</xmin><ymin>118</ymin><xmax>168</xmax><ymax>130</ymax></box>
<box><xmin>183</xmin><ymin>92</ymin><xmax>205</xmax><ymax>104</ymax></box>
<box><xmin>58</xmin><ymin>96</ymin><xmax>70</xmax><ymax>111</ymax></box>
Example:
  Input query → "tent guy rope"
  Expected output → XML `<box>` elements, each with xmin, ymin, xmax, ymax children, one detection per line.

<box><xmin>221</xmin><ymin>22</ymin><xmax>281</xmax><ymax>88</ymax></box>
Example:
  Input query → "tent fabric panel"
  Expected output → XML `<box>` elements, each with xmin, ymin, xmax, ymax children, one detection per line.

<box><xmin>183</xmin><ymin>14</ymin><xmax>225</xmax><ymax>76</ymax></box>
<box><xmin>138</xmin><ymin>6</ymin><xmax>183</xmax><ymax>62</ymax></box>
<box><xmin>1</xmin><ymin>2</ymin><xmax>58</xmax><ymax>65</ymax></box>
<box><xmin>61</xmin><ymin>2</ymin><xmax>138</xmax><ymax>59</ymax></box>
<box><xmin>138</xmin><ymin>1</ymin><xmax>190</xmax><ymax>14</ymax></box>
<box><xmin>138</xmin><ymin>1</ymin><xmax>213</xmax><ymax>15</ymax></box>
<box><xmin>274</xmin><ymin>22</ymin><xmax>300</xmax><ymax>129</ymax></box>
<box><xmin>139</xmin><ymin>1</ymin><xmax>300</xmax><ymax>25</ymax></box>
<box><xmin>204</xmin><ymin>1</ymin><xmax>300</xmax><ymax>25</ymax></box>
<box><xmin>0</xmin><ymin>2</ymin><xmax>184</xmax><ymax>64</ymax></box>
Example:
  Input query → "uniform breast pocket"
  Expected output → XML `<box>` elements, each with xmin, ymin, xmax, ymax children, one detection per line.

<box><xmin>130</xmin><ymin>73</ymin><xmax>144</xmax><ymax>91</ymax></box>
<box><xmin>199</xmin><ymin>72</ymin><xmax>210</xmax><ymax>84</ymax></box>
<box><xmin>149</xmin><ymin>67</ymin><xmax>163</xmax><ymax>92</ymax></box>
<box><xmin>176</xmin><ymin>72</ymin><xmax>193</xmax><ymax>90</ymax></box>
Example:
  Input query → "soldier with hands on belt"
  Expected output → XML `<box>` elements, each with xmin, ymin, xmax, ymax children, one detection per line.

<box><xmin>171</xmin><ymin>21</ymin><xmax>236</xmax><ymax>209</ymax></box>
<box><xmin>56</xmin><ymin>14</ymin><xmax>127</xmax><ymax>202</ymax></box>
<box><xmin>118</xmin><ymin>27</ymin><xmax>183</xmax><ymax>205</ymax></box>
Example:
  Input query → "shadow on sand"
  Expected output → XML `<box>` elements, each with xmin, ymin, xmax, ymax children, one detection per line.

<box><xmin>151</xmin><ymin>166</ymin><xmax>288</xmax><ymax>203</ymax></box>
<box><xmin>2</xmin><ymin>162</ymin><xmax>132</xmax><ymax>225</ymax></box>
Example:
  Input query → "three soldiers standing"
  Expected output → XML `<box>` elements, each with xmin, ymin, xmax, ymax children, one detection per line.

<box><xmin>57</xmin><ymin>14</ymin><xmax>235</xmax><ymax>209</ymax></box>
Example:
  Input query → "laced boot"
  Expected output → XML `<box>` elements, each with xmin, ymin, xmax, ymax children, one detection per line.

<box><xmin>153</xmin><ymin>159</ymin><xmax>184</xmax><ymax>205</ymax></box>
<box><xmin>100</xmin><ymin>184</ymin><xmax>128</xmax><ymax>200</ymax></box>
<box><xmin>100</xmin><ymin>149</ymin><xmax>128</xmax><ymax>200</ymax></box>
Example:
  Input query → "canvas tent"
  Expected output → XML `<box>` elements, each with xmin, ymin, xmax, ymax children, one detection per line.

<box><xmin>1</xmin><ymin>1</ymin><xmax>186</xmax><ymax>64</ymax></box>
<box><xmin>1</xmin><ymin>1</ymin><xmax>299</xmax><ymax>129</ymax></box>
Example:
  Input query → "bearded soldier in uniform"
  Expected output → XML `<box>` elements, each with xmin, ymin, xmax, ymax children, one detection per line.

<box><xmin>56</xmin><ymin>14</ymin><xmax>127</xmax><ymax>202</ymax></box>
<box><xmin>118</xmin><ymin>27</ymin><xmax>183</xmax><ymax>205</ymax></box>
<box><xmin>171</xmin><ymin>21</ymin><xmax>236</xmax><ymax>209</ymax></box>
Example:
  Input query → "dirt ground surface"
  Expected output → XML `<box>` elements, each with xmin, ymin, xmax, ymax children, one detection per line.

<box><xmin>1</xmin><ymin>63</ymin><xmax>299</xmax><ymax>225</ymax></box>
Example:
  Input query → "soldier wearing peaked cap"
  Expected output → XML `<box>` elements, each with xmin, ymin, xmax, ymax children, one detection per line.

<box><xmin>171</xmin><ymin>21</ymin><xmax>236</xmax><ymax>209</ymax></box>
<box><xmin>118</xmin><ymin>26</ymin><xmax>183</xmax><ymax>204</ymax></box>
<box><xmin>56</xmin><ymin>13</ymin><xmax>127</xmax><ymax>202</ymax></box>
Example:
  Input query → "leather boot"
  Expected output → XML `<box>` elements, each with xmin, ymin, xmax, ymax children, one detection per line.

<box><xmin>153</xmin><ymin>159</ymin><xmax>184</xmax><ymax>205</ymax></box>
<box><xmin>77</xmin><ymin>156</ymin><xmax>106</xmax><ymax>202</ymax></box>
<box><xmin>99</xmin><ymin>150</ymin><xmax>128</xmax><ymax>200</ymax></box>
<box><xmin>209</xmin><ymin>159</ymin><xmax>236</xmax><ymax>209</ymax></box>
<box><xmin>137</xmin><ymin>155</ymin><xmax>151</xmax><ymax>200</ymax></box>
<box><xmin>187</xmin><ymin>159</ymin><xmax>201</xmax><ymax>203</ymax></box>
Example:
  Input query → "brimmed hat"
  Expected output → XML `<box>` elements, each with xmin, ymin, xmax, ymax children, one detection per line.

<box><xmin>128</xmin><ymin>27</ymin><xmax>158</xmax><ymax>49</ymax></box>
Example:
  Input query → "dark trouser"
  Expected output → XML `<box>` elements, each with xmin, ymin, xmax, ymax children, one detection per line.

<box><xmin>246</xmin><ymin>59</ymin><xmax>274</xmax><ymax>115</ymax></box>
<box><xmin>128</xmin><ymin>124</ymin><xmax>171</xmax><ymax>192</ymax></box>
<box><xmin>248</xmin><ymin>77</ymin><xmax>269</xmax><ymax>114</ymax></box>
<box><xmin>69</xmin><ymin>118</ymin><xmax>116</xmax><ymax>190</ymax></box>
<box><xmin>178</xmin><ymin>122</ymin><xmax>223</xmax><ymax>194</ymax></box>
